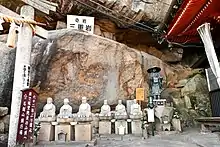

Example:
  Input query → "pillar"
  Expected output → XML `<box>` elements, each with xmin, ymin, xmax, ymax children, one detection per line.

<box><xmin>8</xmin><ymin>5</ymin><xmax>34</xmax><ymax>147</ymax></box>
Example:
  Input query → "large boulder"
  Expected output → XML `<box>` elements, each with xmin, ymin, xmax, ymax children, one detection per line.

<box><xmin>0</xmin><ymin>42</ymin><xmax>15</xmax><ymax>108</ymax></box>
<box><xmin>162</xmin><ymin>73</ymin><xmax>211</xmax><ymax>128</ymax></box>
<box><xmin>181</xmin><ymin>74</ymin><xmax>211</xmax><ymax>117</ymax></box>
<box><xmin>0</xmin><ymin>107</ymin><xmax>8</xmax><ymax>117</ymax></box>
<box><xmin>30</xmin><ymin>29</ymin><xmax>175</xmax><ymax>114</ymax></box>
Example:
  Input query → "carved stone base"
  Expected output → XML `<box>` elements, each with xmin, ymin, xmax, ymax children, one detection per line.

<box><xmin>115</xmin><ymin>120</ymin><xmax>128</xmax><ymax>134</ymax></box>
<box><xmin>55</xmin><ymin>124</ymin><xmax>72</xmax><ymax>142</ymax></box>
<box><xmin>39</xmin><ymin>117</ymin><xmax>56</xmax><ymax>122</ymax></box>
<box><xmin>99</xmin><ymin>121</ymin><xmax>111</xmax><ymax>134</ymax></box>
<box><xmin>172</xmin><ymin>118</ymin><xmax>182</xmax><ymax>132</ymax></box>
<box><xmin>38</xmin><ymin>122</ymin><xmax>54</xmax><ymax>142</ymax></box>
<box><xmin>129</xmin><ymin>115</ymin><xmax>142</xmax><ymax>120</ymax></box>
<box><xmin>115</xmin><ymin>115</ymin><xmax>128</xmax><ymax>120</ymax></box>
<box><xmin>75</xmin><ymin>117</ymin><xmax>93</xmax><ymax>122</ymax></box>
<box><xmin>131</xmin><ymin>120</ymin><xmax>142</xmax><ymax>135</ymax></box>
<box><xmin>57</xmin><ymin>118</ymin><xmax>74</xmax><ymax>123</ymax></box>
<box><xmin>75</xmin><ymin>123</ymin><xmax>92</xmax><ymax>141</ymax></box>
<box><xmin>99</xmin><ymin>116</ymin><xmax>112</xmax><ymax>120</ymax></box>
<box><xmin>162</xmin><ymin>123</ymin><xmax>171</xmax><ymax>131</ymax></box>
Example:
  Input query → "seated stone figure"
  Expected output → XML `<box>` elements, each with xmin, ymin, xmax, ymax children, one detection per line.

<box><xmin>77</xmin><ymin>97</ymin><xmax>92</xmax><ymax>118</ymax></box>
<box><xmin>99</xmin><ymin>100</ymin><xmax>111</xmax><ymax>119</ymax></box>
<box><xmin>115</xmin><ymin>100</ymin><xmax>127</xmax><ymax>119</ymax></box>
<box><xmin>100</xmin><ymin>100</ymin><xmax>111</xmax><ymax>116</ymax></box>
<box><xmin>57</xmin><ymin>98</ymin><xmax>73</xmax><ymax>119</ymax></box>
<box><xmin>130</xmin><ymin>99</ymin><xmax>142</xmax><ymax>119</ymax></box>
<box><xmin>39</xmin><ymin>97</ymin><xmax>56</xmax><ymax>121</ymax></box>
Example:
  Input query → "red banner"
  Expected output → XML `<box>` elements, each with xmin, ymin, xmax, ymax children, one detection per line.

<box><xmin>16</xmin><ymin>88</ymin><xmax>38</xmax><ymax>144</ymax></box>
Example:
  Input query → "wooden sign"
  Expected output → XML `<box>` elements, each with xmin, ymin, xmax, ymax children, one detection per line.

<box><xmin>136</xmin><ymin>88</ymin><xmax>144</xmax><ymax>101</ymax></box>
<box><xmin>16</xmin><ymin>88</ymin><xmax>38</xmax><ymax>144</ymax></box>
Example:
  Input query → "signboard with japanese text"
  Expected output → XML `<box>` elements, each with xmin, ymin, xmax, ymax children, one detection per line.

<box><xmin>16</xmin><ymin>88</ymin><xmax>38</xmax><ymax>144</ymax></box>
<box><xmin>67</xmin><ymin>15</ymin><xmax>94</xmax><ymax>34</ymax></box>
<box><xmin>136</xmin><ymin>88</ymin><xmax>144</xmax><ymax>101</ymax></box>
<box><xmin>22</xmin><ymin>64</ymin><xmax>31</xmax><ymax>89</ymax></box>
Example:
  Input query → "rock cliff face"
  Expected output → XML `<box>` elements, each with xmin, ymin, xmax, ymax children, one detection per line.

<box><xmin>0</xmin><ymin>30</ymin><xmax>210</xmax><ymax>126</ymax></box>
<box><xmin>31</xmin><ymin>29</ymin><xmax>175</xmax><ymax>113</ymax></box>
<box><xmin>0</xmin><ymin>42</ymin><xmax>15</xmax><ymax>108</ymax></box>
<box><xmin>161</xmin><ymin>73</ymin><xmax>211</xmax><ymax>127</ymax></box>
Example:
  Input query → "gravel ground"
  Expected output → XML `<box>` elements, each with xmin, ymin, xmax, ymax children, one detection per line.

<box><xmin>35</xmin><ymin>129</ymin><xmax>220</xmax><ymax>147</ymax></box>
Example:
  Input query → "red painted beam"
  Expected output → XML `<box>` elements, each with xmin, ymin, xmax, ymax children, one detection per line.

<box><xmin>165</xmin><ymin>0</ymin><xmax>220</xmax><ymax>44</ymax></box>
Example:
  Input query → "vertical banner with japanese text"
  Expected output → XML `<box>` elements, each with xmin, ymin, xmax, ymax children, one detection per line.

<box><xmin>22</xmin><ymin>64</ymin><xmax>31</xmax><ymax>89</ymax></box>
<box><xmin>16</xmin><ymin>89</ymin><xmax>38</xmax><ymax>144</ymax></box>
<box><xmin>67</xmin><ymin>15</ymin><xmax>95</xmax><ymax>34</ymax></box>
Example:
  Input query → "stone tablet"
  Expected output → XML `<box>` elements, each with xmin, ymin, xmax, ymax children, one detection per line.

<box><xmin>130</xmin><ymin>99</ymin><xmax>142</xmax><ymax>119</ymax></box>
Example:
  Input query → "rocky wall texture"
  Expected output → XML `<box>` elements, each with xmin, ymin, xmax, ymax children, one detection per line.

<box><xmin>0</xmin><ymin>107</ymin><xmax>10</xmax><ymax>146</ymax></box>
<box><xmin>0</xmin><ymin>30</ymin><xmax>210</xmax><ymax>126</ymax></box>
<box><xmin>161</xmin><ymin>72</ymin><xmax>211</xmax><ymax>127</ymax></box>
<box><xmin>0</xmin><ymin>42</ymin><xmax>15</xmax><ymax>108</ymax></box>
<box><xmin>31</xmin><ymin>29</ymin><xmax>176</xmax><ymax>114</ymax></box>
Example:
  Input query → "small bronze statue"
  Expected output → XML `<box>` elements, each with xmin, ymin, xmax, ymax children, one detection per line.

<box><xmin>147</xmin><ymin>66</ymin><xmax>163</xmax><ymax>108</ymax></box>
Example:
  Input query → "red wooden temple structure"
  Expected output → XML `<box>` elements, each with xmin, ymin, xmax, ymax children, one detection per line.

<box><xmin>165</xmin><ymin>0</ymin><xmax>220</xmax><ymax>44</ymax></box>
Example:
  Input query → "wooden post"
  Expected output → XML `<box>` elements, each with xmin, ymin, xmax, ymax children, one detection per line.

<box><xmin>8</xmin><ymin>5</ymin><xmax>34</xmax><ymax>147</ymax></box>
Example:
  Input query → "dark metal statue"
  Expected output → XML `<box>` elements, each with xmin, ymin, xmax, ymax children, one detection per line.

<box><xmin>147</xmin><ymin>66</ymin><xmax>163</xmax><ymax>108</ymax></box>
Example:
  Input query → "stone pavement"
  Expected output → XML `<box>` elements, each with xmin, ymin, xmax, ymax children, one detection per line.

<box><xmin>35</xmin><ymin>129</ymin><xmax>220</xmax><ymax>147</ymax></box>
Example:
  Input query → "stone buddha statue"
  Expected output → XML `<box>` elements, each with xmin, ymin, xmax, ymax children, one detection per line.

<box><xmin>77</xmin><ymin>97</ymin><xmax>92</xmax><ymax>118</ymax></box>
<box><xmin>99</xmin><ymin>100</ymin><xmax>111</xmax><ymax>118</ymax></box>
<box><xmin>100</xmin><ymin>100</ymin><xmax>111</xmax><ymax>116</ymax></box>
<box><xmin>130</xmin><ymin>99</ymin><xmax>142</xmax><ymax>119</ymax></box>
<box><xmin>57</xmin><ymin>98</ymin><xmax>73</xmax><ymax>119</ymax></box>
<box><xmin>115</xmin><ymin>100</ymin><xmax>127</xmax><ymax>119</ymax></box>
<box><xmin>39</xmin><ymin>97</ymin><xmax>56</xmax><ymax>121</ymax></box>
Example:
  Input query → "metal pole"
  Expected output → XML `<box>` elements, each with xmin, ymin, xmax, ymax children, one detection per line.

<box><xmin>8</xmin><ymin>5</ymin><xmax>34</xmax><ymax>147</ymax></box>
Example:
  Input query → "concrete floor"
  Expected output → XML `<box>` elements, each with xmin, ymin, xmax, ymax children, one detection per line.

<box><xmin>35</xmin><ymin>129</ymin><xmax>220</xmax><ymax>147</ymax></box>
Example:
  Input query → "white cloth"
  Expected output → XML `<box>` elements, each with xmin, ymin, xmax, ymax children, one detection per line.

<box><xmin>197</xmin><ymin>23</ymin><xmax>220</xmax><ymax>87</ymax></box>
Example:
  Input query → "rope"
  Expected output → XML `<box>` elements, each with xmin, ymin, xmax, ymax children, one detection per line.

<box><xmin>74</xmin><ymin>0</ymin><xmax>156</xmax><ymax>33</ymax></box>
<box><xmin>0</xmin><ymin>13</ymin><xmax>46</xmax><ymax>26</ymax></box>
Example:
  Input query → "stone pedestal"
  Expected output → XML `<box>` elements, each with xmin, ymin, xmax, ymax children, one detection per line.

<box><xmin>38</xmin><ymin>122</ymin><xmax>54</xmax><ymax>141</ymax></box>
<box><xmin>155</xmin><ymin>106</ymin><xmax>165</xmax><ymax>123</ymax></box>
<box><xmin>99</xmin><ymin>121</ymin><xmax>111</xmax><ymax>134</ymax></box>
<box><xmin>126</xmin><ymin>100</ymin><xmax>135</xmax><ymax>115</ymax></box>
<box><xmin>131</xmin><ymin>120</ymin><xmax>142</xmax><ymax>135</ymax></box>
<box><xmin>162</xmin><ymin>123</ymin><xmax>171</xmax><ymax>131</ymax></box>
<box><xmin>75</xmin><ymin>123</ymin><xmax>92</xmax><ymax>141</ymax></box>
<box><xmin>54</xmin><ymin>123</ymin><xmax>73</xmax><ymax>142</ymax></box>
<box><xmin>115</xmin><ymin>120</ymin><xmax>128</xmax><ymax>134</ymax></box>
<box><xmin>172</xmin><ymin>118</ymin><xmax>182</xmax><ymax>132</ymax></box>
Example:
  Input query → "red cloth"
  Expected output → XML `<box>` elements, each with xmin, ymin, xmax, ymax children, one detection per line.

<box><xmin>165</xmin><ymin>0</ymin><xmax>220</xmax><ymax>43</ymax></box>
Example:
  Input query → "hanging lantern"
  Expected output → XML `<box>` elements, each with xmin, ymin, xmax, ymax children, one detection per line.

<box><xmin>6</xmin><ymin>22</ymin><xmax>19</xmax><ymax>48</ymax></box>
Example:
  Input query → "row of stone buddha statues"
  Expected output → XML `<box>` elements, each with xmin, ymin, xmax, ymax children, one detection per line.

<box><xmin>39</xmin><ymin>96</ymin><xmax>143</xmax><ymax>122</ymax></box>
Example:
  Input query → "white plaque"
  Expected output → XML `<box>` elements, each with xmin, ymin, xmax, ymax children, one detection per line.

<box><xmin>147</xmin><ymin>108</ymin><xmax>155</xmax><ymax>122</ymax></box>
<box><xmin>22</xmin><ymin>64</ymin><xmax>31</xmax><ymax>89</ymax></box>
<box><xmin>67</xmin><ymin>15</ymin><xmax>94</xmax><ymax>34</ymax></box>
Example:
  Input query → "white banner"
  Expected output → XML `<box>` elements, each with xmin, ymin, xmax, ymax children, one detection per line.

<box><xmin>67</xmin><ymin>15</ymin><xmax>94</xmax><ymax>34</ymax></box>
<box><xmin>22</xmin><ymin>64</ymin><xmax>31</xmax><ymax>89</ymax></box>
<box><xmin>197</xmin><ymin>23</ymin><xmax>220</xmax><ymax>87</ymax></box>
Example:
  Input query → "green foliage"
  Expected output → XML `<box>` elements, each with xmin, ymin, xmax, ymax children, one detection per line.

<box><xmin>34</xmin><ymin>121</ymin><xmax>41</xmax><ymax>137</ymax></box>
<box><xmin>173</xmin><ymin>107</ymin><xmax>180</xmax><ymax>119</ymax></box>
